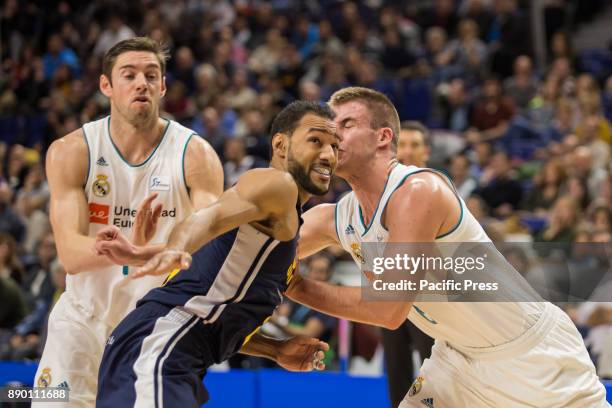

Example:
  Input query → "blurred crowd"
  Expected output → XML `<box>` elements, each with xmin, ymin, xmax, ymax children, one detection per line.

<box><xmin>1</xmin><ymin>0</ymin><xmax>611</xmax><ymax>377</ymax></box>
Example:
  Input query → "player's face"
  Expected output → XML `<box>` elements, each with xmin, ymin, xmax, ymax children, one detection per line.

<box><xmin>332</xmin><ymin>101</ymin><xmax>379</xmax><ymax>178</ymax></box>
<box><xmin>287</xmin><ymin>113</ymin><xmax>338</xmax><ymax>196</ymax></box>
<box><xmin>101</xmin><ymin>51</ymin><xmax>166</xmax><ymax>124</ymax></box>
<box><xmin>397</xmin><ymin>129</ymin><xmax>429</xmax><ymax>167</ymax></box>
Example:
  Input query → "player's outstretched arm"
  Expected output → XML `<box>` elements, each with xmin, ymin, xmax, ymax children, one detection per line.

<box><xmin>297</xmin><ymin>203</ymin><xmax>339</xmax><ymax>259</ymax></box>
<box><xmin>47</xmin><ymin>131</ymin><xmax>116</xmax><ymax>274</ymax></box>
<box><xmin>131</xmin><ymin>168</ymin><xmax>297</xmax><ymax>278</ymax></box>
<box><xmin>288</xmin><ymin>173</ymin><xmax>449</xmax><ymax>329</ymax></box>
<box><xmin>240</xmin><ymin>332</ymin><xmax>328</xmax><ymax>372</ymax></box>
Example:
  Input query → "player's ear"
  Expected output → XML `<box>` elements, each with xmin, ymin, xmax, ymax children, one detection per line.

<box><xmin>100</xmin><ymin>74</ymin><xmax>112</xmax><ymax>98</ymax></box>
<box><xmin>272</xmin><ymin>133</ymin><xmax>288</xmax><ymax>159</ymax></box>
<box><xmin>160</xmin><ymin>75</ymin><xmax>167</xmax><ymax>98</ymax></box>
<box><xmin>379</xmin><ymin>127</ymin><xmax>394</xmax><ymax>149</ymax></box>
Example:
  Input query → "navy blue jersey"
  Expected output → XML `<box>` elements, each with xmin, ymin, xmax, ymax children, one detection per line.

<box><xmin>139</xmin><ymin>203</ymin><xmax>301</xmax><ymax>362</ymax></box>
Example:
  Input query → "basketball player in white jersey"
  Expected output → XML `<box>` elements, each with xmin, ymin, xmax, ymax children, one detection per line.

<box><xmin>287</xmin><ymin>87</ymin><xmax>609</xmax><ymax>407</ymax></box>
<box><xmin>34</xmin><ymin>37</ymin><xmax>223</xmax><ymax>407</ymax></box>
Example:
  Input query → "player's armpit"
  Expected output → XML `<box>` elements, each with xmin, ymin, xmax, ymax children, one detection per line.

<box><xmin>46</xmin><ymin>131</ymin><xmax>113</xmax><ymax>274</ymax></box>
<box><xmin>297</xmin><ymin>203</ymin><xmax>339</xmax><ymax>259</ymax></box>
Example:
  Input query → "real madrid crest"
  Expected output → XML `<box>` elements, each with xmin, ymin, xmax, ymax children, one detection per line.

<box><xmin>408</xmin><ymin>375</ymin><xmax>424</xmax><ymax>397</ymax></box>
<box><xmin>92</xmin><ymin>174</ymin><xmax>110</xmax><ymax>197</ymax></box>
<box><xmin>350</xmin><ymin>242</ymin><xmax>366</xmax><ymax>264</ymax></box>
<box><xmin>37</xmin><ymin>367</ymin><xmax>52</xmax><ymax>388</ymax></box>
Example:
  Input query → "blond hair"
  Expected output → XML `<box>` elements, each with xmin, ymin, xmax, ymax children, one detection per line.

<box><xmin>329</xmin><ymin>87</ymin><xmax>400</xmax><ymax>152</ymax></box>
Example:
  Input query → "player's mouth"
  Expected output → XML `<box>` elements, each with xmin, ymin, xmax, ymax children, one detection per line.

<box><xmin>311</xmin><ymin>164</ymin><xmax>332</xmax><ymax>181</ymax></box>
<box><xmin>132</xmin><ymin>95</ymin><xmax>151</xmax><ymax>105</ymax></box>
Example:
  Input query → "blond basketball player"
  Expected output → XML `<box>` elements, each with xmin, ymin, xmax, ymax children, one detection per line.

<box><xmin>34</xmin><ymin>37</ymin><xmax>223</xmax><ymax>407</ymax></box>
<box><xmin>287</xmin><ymin>87</ymin><xmax>609</xmax><ymax>407</ymax></box>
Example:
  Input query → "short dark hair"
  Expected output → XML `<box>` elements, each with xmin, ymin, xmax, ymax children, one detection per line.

<box><xmin>401</xmin><ymin>120</ymin><xmax>430</xmax><ymax>146</ymax></box>
<box><xmin>270</xmin><ymin>101</ymin><xmax>335</xmax><ymax>137</ymax></box>
<box><xmin>102</xmin><ymin>37</ymin><xmax>169</xmax><ymax>83</ymax></box>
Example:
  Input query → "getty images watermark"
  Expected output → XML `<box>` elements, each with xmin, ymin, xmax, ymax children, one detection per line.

<box><xmin>370</xmin><ymin>252</ymin><xmax>499</xmax><ymax>292</ymax></box>
<box><xmin>357</xmin><ymin>242</ymin><xmax>611</xmax><ymax>302</ymax></box>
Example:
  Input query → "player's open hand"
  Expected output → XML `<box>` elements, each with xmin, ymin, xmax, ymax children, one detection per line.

<box><xmin>131</xmin><ymin>192</ymin><xmax>163</xmax><ymax>246</ymax></box>
<box><xmin>131</xmin><ymin>249</ymin><xmax>192</xmax><ymax>279</ymax></box>
<box><xmin>95</xmin><ymin>225</ymin><xmax>140</xmax><ymax>265</ymax></box>
<box><xmin>276</xmin><ymin>335</ymin><xmax>329</xmax><ymax>372</ymax></box>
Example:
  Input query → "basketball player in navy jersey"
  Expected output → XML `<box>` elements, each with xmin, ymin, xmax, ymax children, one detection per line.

<box><xmin>95</xmin><ymin>101</ymin><xmax>338</xmax><ymax>407</ymax></box>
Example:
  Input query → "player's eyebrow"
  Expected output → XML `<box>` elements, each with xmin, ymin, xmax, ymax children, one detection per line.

<box><xmin>308</xmin><ymin>127</ymin><xmax>334</xmax><ymax>135</ymax></box>
<box><xmin>118</xmin><ymin>63</ymin><xmax>161</xmax><ymax>71</ymax></box>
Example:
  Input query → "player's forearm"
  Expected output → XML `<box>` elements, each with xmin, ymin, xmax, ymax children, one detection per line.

<box><xmin>287</xmin><ymin>278</ymin><xmax>398</xmax><ymax>329</ymax></box>
<box><xmin>239</xmin><ymin>333</ymin><xmax>281</xmax><ymax>362</ymax></box>
<box><xmin>131</xmin><ymin>243</ymin><xmax>166</xmax><ymax>265</ymax></box>
<box><xmin>56</xmin><ymin>233</ymin><xmax>114</xmax><ymax>274</ymax></box>
<box><xmin>165</xmin><ymin>208</ymin><xmax>219</xmax><ymax>254</ymax></box>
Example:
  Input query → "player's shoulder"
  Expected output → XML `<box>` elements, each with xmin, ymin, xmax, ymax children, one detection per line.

<box><xmin>183</xmin><ymin>132</ymin><xmax>217</xmax><ymax>158</ymax></box>
<box><xmin>46</xmin><ymin>128</ymin><xmax>89</xmax><ymax>186</ymax></box>
<box><xmin>47</xmin><ymin>128</ymin><xmax>88</xmax><ymax>161</ymax></box>
<box><xmin>241</xmin><ymin>168</ymin><xmax>296</xmax><ymax>192</ymax></box>
<box><xmin>237</xmin><ymin>168</ymin><xmax>298</xmax><ymax>208</ymax></box>
<box><xmin>397</xmin><ymin>170</ymin><xmax>449</xmax><ymax>196</ymax></box>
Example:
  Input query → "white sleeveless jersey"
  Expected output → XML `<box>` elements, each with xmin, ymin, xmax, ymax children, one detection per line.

<box><xmin>67</xmin><ymin>116</ymin><xmax>195</xmax><ymax>328</ymax></box>
<box><xmin>335</xmin><ymin>164</ymin><xmax>544</xmax><ymax>349</ymax></box>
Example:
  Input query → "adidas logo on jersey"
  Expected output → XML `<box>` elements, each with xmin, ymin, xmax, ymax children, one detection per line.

<box><xmin>420</xmin><ymin>397</ymin><xmax>434</xmax><ymax>407</ymax></box>
<box><xmin>96</xmin><ymin>156</ymin><xmax>108</xmax><ymax>166</ymax></box>
<box><xmin>57</xmin><ymin>381</ymin><xmax>70</xmax><ymax>389</ymax></box>
<box><xmin>344</xmin><ymin>225</ymin><xmax>355</xmax><ymax>235</ymax></box>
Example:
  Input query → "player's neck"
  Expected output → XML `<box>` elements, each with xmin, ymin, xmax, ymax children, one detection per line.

<box><xmin>109</xmin><ymin>114</ymin><xmax>166</xmax><ymax>164</ymax></box>
<box><xmin>346</xmin><ymin>158</ymin><xmax>395</xmax><ymax>226</ymax></box>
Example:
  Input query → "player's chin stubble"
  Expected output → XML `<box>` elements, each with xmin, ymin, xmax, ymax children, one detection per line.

<box><xmin>287</xmin><ymin>154</ymin><xmax>329</xmax><ymax>196</ymax></box>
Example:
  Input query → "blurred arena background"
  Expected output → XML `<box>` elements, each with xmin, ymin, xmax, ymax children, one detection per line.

<box><xmin>1</xmin><ymin>0</ymin><xmax>612</xmax><ymax>406</ymax></box>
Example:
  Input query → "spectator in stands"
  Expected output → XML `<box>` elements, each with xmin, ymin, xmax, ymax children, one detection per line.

<box><xmin>225</xmin><ymin>68</ymin><xmax>258</xmax><ymax>112</ymax></box>
<box><xmin>42</xmin><ymin>33</ymin><xmax>80</xmax><ymax>81</ymax></box>
<box><xmin>436</xmin><ymin>78</ymin><xmax>472</xmax><ymax>131</ymax></box>
<box><xmin>0</xmin><ymin>232</ymin><xmax>24</xmax><ymax>284</ymax></box>
<box><xmin>489</xmin><ymin>0</ymin><xmax>531</xmax><ymax>78</ymax></box>
<box><xmin>190</xmin><ymin>107</ymin><xmax>229</xmax><ymax>156</ymax></box>
<box><xmin>248</xmin><ymin>28</ymin><xmax>286</xmax><ymax>75</ymax></box>
<box><xmin>439</xmin><ymin>19</ymin><xmax>487</xmax><ymax>82</ymax></box>
<box><xmin>459</xmin><ymin>0</ymin><xmax>494</xmax><ymax>41</ymax></box>
<box><xmin>475</xmin><ymin>150</ymin><xmax>523</xmax><ymax>216</ymax></box>
<box><xmin>397</xmin><ymin>121</ymin><xmax>430</xmax><ymax>168</ymax></box>
<box><xmin>449</xmin><ymin>153</ymin><xmax>477</xmax><ymax>199</ymax></box>
<box><xmin>468</xmin><ymin>77</ymin><xmax>516</xmax><ymax>143</ymax></box>
<box><xmin>222</xmin><ymin>138</ymin><xmax>265</xmax><ymax>189</ymax></box>
<box><xmin>504</xmin><ymin>55</ymin><xmax>539</xmax><ymax>112</ymax></box>
<box><xmin>524</xmin><ymin>159</ymin><xmax>567</xmax><ymax>214</ymax></box>
<box><xmin>565</xmin><ymin>176</ymin><xmax>591</xmax><ymax>211</ymax></box>
<box><xmin>536</xmin><ymin>196</ymin><xmax>580</xmax><ymax>243</ymax></box>
<box><xmin>0</xmin><ymin>181</ymin><xmax>26</xmax><ymax>244</ymax></box>
<box><xmin>590</xmin><ymin>204</ymin><xmax>612</xmax><ymax>233</ymax></box>
<box><xmin>172</xmin><ymin>46</ymin><xmax>196</xmax><ymax>92</ymax></box>
<box><xmin>0</xmin><ymin>274</ymin><xmax>27</xmax><ymax>329</ymax></box>
<box><xmin>15</xmin><ymin>163</ymin><xmax>51</xmax><ymax>253</ymax></box>
<box><xmin>93</xmin><ymin>14</ymin><xmax>136</xmax><ymax>57</ymax></box>
<box><xmin>6</xmin><ymin>234</ymin><xmax>57</xmax><ymax>360</ymax></box>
